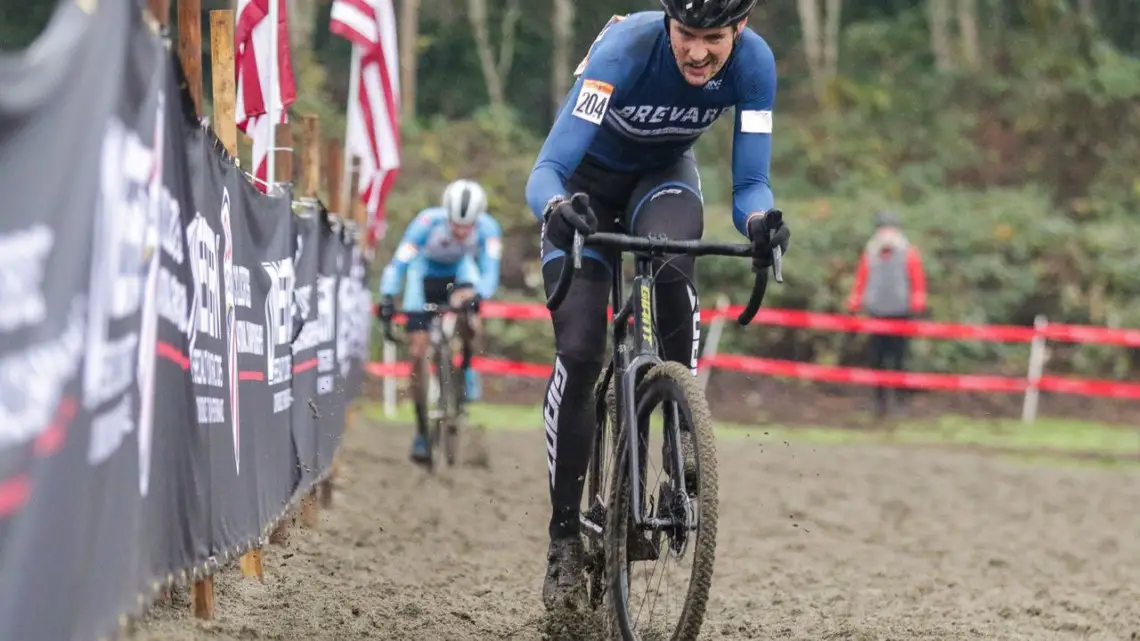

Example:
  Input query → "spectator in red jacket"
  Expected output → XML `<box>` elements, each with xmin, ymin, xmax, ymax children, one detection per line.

<box><xmin>846</xmin><ymin>211</ymin><xmax>927</xmax><ymax>417</ymax></box>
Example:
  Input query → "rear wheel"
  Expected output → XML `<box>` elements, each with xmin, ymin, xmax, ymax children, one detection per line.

<box><xmin>582</xmin><ymin>364</ymin><xmax>618</xmax><ymax>610</ymax></box>
<box><xmin>603</xmin><ymin>361</ymin><xmax>718</xmax><ymax>641</ymax></box>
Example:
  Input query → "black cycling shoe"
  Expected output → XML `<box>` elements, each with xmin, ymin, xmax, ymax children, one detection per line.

<box><xmin>542</xmin><ymin>535</ymin><xmax>588</xmax><ymax>612</ymax></box>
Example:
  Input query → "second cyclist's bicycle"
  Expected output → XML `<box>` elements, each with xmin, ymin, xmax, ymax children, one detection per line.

<box><xmin>545</xmin><ymin>225</ymin><xmax>783</xmax><ymax>640</ymax></box>
<box><xmin>382</xmin><ymin>301</ymin><xmax>475</xmax><ymax>470</ymax></box>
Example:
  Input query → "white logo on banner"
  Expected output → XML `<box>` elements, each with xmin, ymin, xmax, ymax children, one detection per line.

<box><xmin>83</xmin><ymin>113</ymin><xmax>163</xmax><ymax>488</ymax></box>
<box><xmin>263</xmin><ymin>257</ymin><xmax>295</xmax><ymax>413</ymax></box>
<box><xmin>220</xmin><ymin>188</ymin><xmax>241</xmax><ymax>473</ymax></box>
<box><xmin>0</xmin><ymin>225</ymin><xmax>53</xmax><ymax>332</ymax></box>
<box><xmin>186</xmin><ymin>213</ymin><xmax>226</xmax><ymax>431</ymax></box>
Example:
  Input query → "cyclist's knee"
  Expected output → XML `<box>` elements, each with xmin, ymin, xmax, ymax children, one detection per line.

<box><xmin>543</xmin><ymin>258</ymin><xmax>610</xmax><ymax>360</ymax></box>
<box><xmin>632</xmin><ymin>188</ymin><xmax>703</xmax><ymax>284</ymax></box>
<box><xmin>408</xmin><ymin>331</ymin><xmax>430</xmax><ymax>360</ymax></box>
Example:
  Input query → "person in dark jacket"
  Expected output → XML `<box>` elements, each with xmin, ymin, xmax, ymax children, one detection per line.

<box><xmin>846</xmin><ymin>211</ymin><xmax>927</xmax><ymax>417</ymax></box>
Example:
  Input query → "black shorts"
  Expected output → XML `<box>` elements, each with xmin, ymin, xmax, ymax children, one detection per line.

<box><xmin>405</xmin><ymin>277</ymin><xmax>474</xmax><ymax>332</ymax></box>
<box><xmin>539</xmin><ymin>152</ymin><xmax>705</xmax><ymax>365</ymax></box>
<box><xmin>539</xmin><ymin>151</ymin><xmax>703</xmax><ymax>271</ymax></box>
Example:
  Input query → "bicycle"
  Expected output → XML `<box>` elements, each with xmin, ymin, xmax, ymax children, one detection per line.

<box><xmin>545</xmin><ymin>228</ymin><xmax>783</xmax><ymax>640</ymax></box>
<box><xmin>382</xmin><ymin>299</ymin><xmax>477</xmax><ymax>470</ymax></box>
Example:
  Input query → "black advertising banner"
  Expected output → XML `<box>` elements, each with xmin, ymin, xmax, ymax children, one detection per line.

<box><xmin>316</xmin><ymin>213</ymin><xmax>349</xmax><ymax>472</ymax></box>
<box><xmin>290</xmin><ymin>206</ymin><xmax>323</xmax><ymax>490</ymax></box>
<box><xmin>230</xmin><ymin>160</ymin><xmax>298</xmax><ymax>526</ymax></box>
<box><xmin>0</xmin><ymin>1</ymin><xmax>155</xmax><ymax>640</ymax></box>
<box><xmin>148</xmin><ymin>53</ymin><xmax>210</xmax><ymax>589</ymax></box>
<box><xmin>185</xmin><ymin>127</ymin><xmax>254</xmax><ymax>555</ymax></box>
<box><xmin>0</xmin><ymin>3</ymin><xmax>368</xmax><ymax>639</ymax></box>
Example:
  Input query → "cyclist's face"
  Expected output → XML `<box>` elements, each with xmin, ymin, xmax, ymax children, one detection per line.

<box><xmin>668</xmin><ymin>20</ymin><xmax>743</xmax><ymax>86</ymax></box>
<box><xmin>450</xmin><ymin>222</ymin><xmax>474</xmax><ymax>240</ymax></box>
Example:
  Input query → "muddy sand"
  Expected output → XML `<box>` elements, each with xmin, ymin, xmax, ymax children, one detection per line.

<box><xmin>129</xmin><ymin>414</ymin><xmax>1140</xmax><ymax>641</ymax></box>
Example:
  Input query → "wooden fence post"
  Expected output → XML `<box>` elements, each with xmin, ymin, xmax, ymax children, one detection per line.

<box><xmin>178</xmin><ymin>0</ymin><xmax>202</xmax><ymax>117</ymax></box>
<box><xmin>146</xmin><ymin>0</ymin><xmax>170</xmax><ymax>26</ymax></box>
<box><xmin>276</xmin><ymin>124</ymin><xmax>294</xmax><ymax>189</ymax></box>
<box><xmin>183</xmin><ymin>0</ymin><xmax>212</xmax><ymax>618</ymax></box>
<box><xmin>326</xmin><ymin>139</ymin><xmax>344</xmax><ymax>215</ymax></box>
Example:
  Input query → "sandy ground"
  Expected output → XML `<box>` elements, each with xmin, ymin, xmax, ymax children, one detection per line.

<box><xmin>129</xmin><ymin>414</ymin><xmax>1140</xmax><ymax>641</ymax></box>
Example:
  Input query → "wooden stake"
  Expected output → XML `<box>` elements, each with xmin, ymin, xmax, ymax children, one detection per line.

<box><xmin>301</xmin><ymin>115</ymin><xmax>321</xmax><ymax>197</ymax></box>
<box><xmin>146</xmin><ymin>0</ymin><xmax>170</xmax><ymax>26</ymax></box>
<box><xmin>190</xmin><ymin>579</ymin><xmax>214</xmax><ymax>619</ymax></box>
<box><xmin>300</xmin><ymin>491</ymin><xmax>320</xmax><ymax>528</ymax></box>
<box><xmin>269</xmin><ymin>515</ymin><xmax>293</xmax><ymax>546</ymax></box>
<box><xmin>239</xmin><ymin>549</ymin><xmax>264</xmax><ymax>582</ymax></box>
<box><xmin>209</xmin><ymin>10</ymin><xmax>237</xmax><ymax>155</ymax></box>
<box><xmin>326</xmin><ymin>139</ymin><xmax>343</xmax><ymax>214</ymax></box>
<box><xmin>177</xmin><ymin>0</ymin><xmax>203</xmax><ymax>116</ymax></box>
<box><xmin>276</xmin><ymin>124</ymin><xmax>294</xmax><ymax>187</ymax></box>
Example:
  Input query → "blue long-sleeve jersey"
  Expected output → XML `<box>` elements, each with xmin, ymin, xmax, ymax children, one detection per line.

<box><xmin>378</xmin><ymin>208</ymin><xmax>502</xmax><ymax>300</ymax></box>
<box><xmin>525</xmin><ymin>11</ymin><xmax>777</xmax><ymax>237</ymax></box>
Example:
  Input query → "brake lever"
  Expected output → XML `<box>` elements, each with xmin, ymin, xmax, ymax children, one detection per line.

<box><xmin>771</xmin><ymin>244</ymin><xmax>784</xmax><ymax>284</ymax></box>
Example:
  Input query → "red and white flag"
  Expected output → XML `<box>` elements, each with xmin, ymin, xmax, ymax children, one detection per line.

<box><xmin>329</xmin><ymin>0</ymin><xmax>401</xmax><ymax>243</ymax></box>
<box><xmin>235</xmin><ymin>0</ymin><xmax>297</xmax><ymax>192</ymax></box>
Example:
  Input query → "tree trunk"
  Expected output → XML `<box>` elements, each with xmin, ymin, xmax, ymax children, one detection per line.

<box><xmin>796</xmin><ymin>0</ymin><xmax>826</xmax><ymax>106</ymax></box>
<box><xmin>797</xmin><ymin>0</ymin><xmax>842</xmax><ymax>109</ymax></box>
<box><xmin>550</xmin><ymin>0</ymin><xmax>574</xmax><ymax>117</ymax></box>
<box><xmin>1077</xmin><ymin>0</ymin><xmax>1095</xmax><ymax>24</ymax></box>
<box><xmin>928</xmin><ymin>0</ymin><xmax>954</xmax><ymax>71</ymax></box>
<box><xmin>956</xmin><ymin>0</ymin><xmax>980</xmax><ymax>70</ymax></box>
<box><xmin>466</xmin><ymin>0</ymin><xmax>520</xmax><ymax>110</ymax></box>
<box><xmin>822</xmin><ymin>0</ymin><xmax>842</xmax><ymax>80</ymax></box>
<box><xmin>399</xmin><ymin>0</ymin><xmax>420</xmax><ymax>120</ymax></box>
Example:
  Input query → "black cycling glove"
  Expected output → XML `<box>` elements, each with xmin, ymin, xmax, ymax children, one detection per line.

<box><xmin>543</xmin><ymin>193</ymin><xmax>598</xmax><ymax>252</ymax></box>
<box><xmin>464</xmin><ymin>293</ymin><xmax>482</xmax><ymax>314</ymax></box>
<box><xmin>377</xmin><ymin>295</ymin><xmax>396</xmax><ymax>322</ymax></box>
<box><xmin>746</xmin><ymin>209</ymin><xmax>791</xmax><ymax>271</ymax></box>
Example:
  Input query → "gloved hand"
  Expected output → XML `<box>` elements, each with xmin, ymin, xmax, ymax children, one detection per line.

<box><xmin>464</xmin><ymin>293</ymin><xmax>482</xmax><ymax>314</ymax></box>
<box><xmin>746</xmin><ymin>209</ymin><xmax>791</xmax><ymax>272</ymax></box>
<box><xmin>377</xmin><ymin>295</ymin><xmax>396</xmax><ymax>322</ymax></box>
<box><xmin>543</xmin><ymin>192</ymin><xmax>598</xmax><ymax>252</ymax></box>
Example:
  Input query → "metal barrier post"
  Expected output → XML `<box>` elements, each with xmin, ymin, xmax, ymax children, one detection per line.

<box><xmin>1022</xmin><ymin>314</ymin><xmax>1049</xmax><ymax>423</ymax></box>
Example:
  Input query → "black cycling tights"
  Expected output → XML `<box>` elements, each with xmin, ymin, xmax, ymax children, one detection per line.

<box><xmin>541</xmin><ymin>189</ymin><xmax>703</xmax><ymax>540</ymax></box>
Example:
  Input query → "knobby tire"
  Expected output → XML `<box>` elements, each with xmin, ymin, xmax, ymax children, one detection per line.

<box><xmin>603</xmin><ymin>361</ymin><xmax>719</xmax><ymax>641</ymax></box>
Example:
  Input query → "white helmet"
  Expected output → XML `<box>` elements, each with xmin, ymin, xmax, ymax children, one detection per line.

<box><xmin>441</xmin><ymin>179</ymin><xmax>487</xmax><ymax>227</ymax></box>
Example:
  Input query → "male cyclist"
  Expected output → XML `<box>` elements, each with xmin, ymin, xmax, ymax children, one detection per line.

<box><xmin>377</xmin><ymin>179</ymin><xmax>502</xmax><ymax>465</ymax></box>
<box><xmin>525</xmin><ymin>0</ymin><xmax>791</xmax><ymax>611</ymax></box>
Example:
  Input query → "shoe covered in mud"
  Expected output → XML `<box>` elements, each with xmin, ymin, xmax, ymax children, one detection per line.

<box><xmin>542</xmin><ymin>535</ymin><xmax>587</xmax><ymax>612</ymax></box>
<box><xmin>409</xmin><ymin>433</ymin><xmax>430</xmax><ymax>466</ymax></box>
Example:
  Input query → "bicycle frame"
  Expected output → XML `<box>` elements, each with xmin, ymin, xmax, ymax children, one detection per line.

<box><xmin>550</xmin><ymin>230</ymin><xmax>783</xmax><ymax>533</ymax></box>
<box><xmin>606</xmin><ymin>250</ymin><xmax>689</xmax><ymax>530</ymax></box>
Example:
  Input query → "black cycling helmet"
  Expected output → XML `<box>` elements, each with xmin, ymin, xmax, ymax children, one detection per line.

<box><xmin>660</xmin><ymin>0</ymin><xmax>757</xmax><ymax>29</ymax></box>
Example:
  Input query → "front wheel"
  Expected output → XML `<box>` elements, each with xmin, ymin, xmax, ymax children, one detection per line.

<box><xmin>429</xmin><ymin>338</ymin><xmax>458</xmax><ymax>469</ymax></box>
<box><xmin>604</xmin><ymin>361</ymin><xmax>718</xmax><ymax>641</ymax></box>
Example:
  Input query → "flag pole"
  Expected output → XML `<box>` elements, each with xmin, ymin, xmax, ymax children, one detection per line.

<box><xmin>340</xmin><ymin>45</ymin><xmax>362</xmax><ymax>214</ymax></box>
<box><xmin>266</xmin><ymin>0</ymin><xmax>279</xmax><ymax>190</ymax></box>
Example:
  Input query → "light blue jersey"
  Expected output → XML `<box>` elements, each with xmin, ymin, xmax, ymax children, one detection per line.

<box><xmin>525</xmin><ymin>11</ymin><xmax>777</xmax><ymax>236</ymax></box>
<box><xmin>378</xmin><ymin>207</ymin><xmax>502</xmax><ymax>310</ymax></box>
